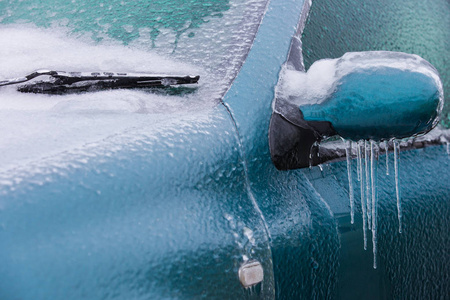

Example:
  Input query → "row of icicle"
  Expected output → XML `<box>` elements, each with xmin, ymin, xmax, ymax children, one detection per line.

<box><xmin>312</xmin><ymin>138</ymin><xmax>449</xmax><ymax>269</ymax></box>
<box><xmin>344</xmin><ymin>139</ymin><xmax>402</xmax><ymax>269</ymax></box>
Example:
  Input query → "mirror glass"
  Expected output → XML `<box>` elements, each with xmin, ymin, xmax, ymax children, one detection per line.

<box><xmin>278</xmin><ymin>51</ymin><xmax>443</xmax><ymax>141</ymax></box>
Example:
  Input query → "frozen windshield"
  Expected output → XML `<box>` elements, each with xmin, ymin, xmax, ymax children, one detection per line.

<box><xmin>0</xmin><ymin>0</ymin><xmax>269</xmax><ymax>107</ymax></box>
<box><xmin>0</xmin><ymin>0</ymin><xmax>269</xmax><ymax>171</ymax></box>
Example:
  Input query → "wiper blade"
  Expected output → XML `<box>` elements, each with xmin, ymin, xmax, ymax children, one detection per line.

<box><xmin>0</xmin><ymin>69</ymin><xmax>200</xmax><ymax>94</ymax></box>
<box><xmin>0</xmin><ymin>70</ymin><xmax>58</xmax><ymax>87</ymax></box>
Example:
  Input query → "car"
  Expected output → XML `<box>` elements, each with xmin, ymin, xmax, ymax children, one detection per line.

<box><xmin>0</xmin><ymin>0</ymin><xmax>448</xmax><ymax>299</ymax></box>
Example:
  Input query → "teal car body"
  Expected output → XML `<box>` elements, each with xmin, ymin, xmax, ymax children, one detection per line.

<box><xmin>0</xmin><ymin>0</ymin><xmax>448</xmax><ymax>299</ymax></box>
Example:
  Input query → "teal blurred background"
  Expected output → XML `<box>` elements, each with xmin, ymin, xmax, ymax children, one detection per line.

<box><xmin>301</xmin><ymin>0</ymin><xmax>450</xmax><ymax>128</ymax></box>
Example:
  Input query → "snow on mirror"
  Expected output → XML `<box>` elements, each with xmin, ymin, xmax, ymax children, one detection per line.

<box><xmin>270</xmin><ymin>51</ymin><xmax>444</xmax><ymax>268</ymax></box>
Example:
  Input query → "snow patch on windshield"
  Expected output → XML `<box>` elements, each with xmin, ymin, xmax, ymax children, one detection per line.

<box><xmin>0</xmin><ymin>25</ymin><xmax>207</xmax><ymax>114</ymax></box>
<box><xmin>0</xmin><ymin>25</ymin><xmax>214</xmax><ymax>172</ymax></box>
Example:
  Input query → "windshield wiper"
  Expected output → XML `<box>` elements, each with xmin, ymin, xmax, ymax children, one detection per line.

<box><xmin>0</xmin><ymin>69</ymin><xmax>200</xmax><ymax>94</ymax></box>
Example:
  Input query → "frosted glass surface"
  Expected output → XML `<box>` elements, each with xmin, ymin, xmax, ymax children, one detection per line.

<box><xmin>0</xmin><ymin>0</ymin><xmax>269</xmax><ymax>171</ymax></box>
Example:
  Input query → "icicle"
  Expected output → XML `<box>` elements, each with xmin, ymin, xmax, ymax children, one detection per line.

<box><xmin>370</xmin><ymin>141</ymin><xmax>378</xmax><ymax>269</ymax></box>
<box><xmin>385</xmin><ymin>140</ymin><xmax>389</xmax><ymax>175</ymax></box>
<box><xmin>357</xmin><ymin>142</ymin><xmax>362</xmax><ymax>182</ymax></box>
<box><xmin>358</xmin><ymin>141</ymin><xmax>367</xmax><ymax>250</ymax></box>
<box><xmin>446</xmin><ymin>141</ymin><xmax>449</xmax><ymax>156</ymax></box>
<box><xmin>345</xmin><ymin>140</ymin><xmax>355</xmax><ymax>224</ymax></box>
<box><xmin>394</xmin><ymin>140</ymin><xmax>402</xmax><ymax>234</ymax></box>
<box><xmin>365</xmin><ymin>140</ymin><xmax>372</xmax><ymax>230</ymax></box>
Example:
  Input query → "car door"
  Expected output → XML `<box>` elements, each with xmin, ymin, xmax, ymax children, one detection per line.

<box><xmin>0</xmin><ymin>0</ymin><xmax>283</xmax><ymax>299</ymax></box>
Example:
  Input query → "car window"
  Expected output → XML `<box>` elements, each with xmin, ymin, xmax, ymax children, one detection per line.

<box><xmin>301</xmin><ymin>0</ymin><xmax>450</xmax><ymax>128</ymax></box>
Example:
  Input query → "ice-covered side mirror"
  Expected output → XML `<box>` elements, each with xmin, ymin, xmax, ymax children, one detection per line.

<box><xmin>269</xmin><ymin>51</ymin><xmax>444</xmax><ymax>170</ymax></box>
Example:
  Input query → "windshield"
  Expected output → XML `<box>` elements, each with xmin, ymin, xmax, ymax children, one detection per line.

<box><xmin>0</xmin><ymin>0</ymin><xmax>269</xmax><ymax>106</ymax></box>
<box><xmin>0</xmin><ymin>0</ymin><xmax>269</xmax><ymax>171</ymax></box>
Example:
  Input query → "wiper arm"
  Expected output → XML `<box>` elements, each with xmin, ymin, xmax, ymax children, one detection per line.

<box><xmin>0</xmin><ymin>69</ymin><xmax>200</xmax><ymax>94</ymax></box>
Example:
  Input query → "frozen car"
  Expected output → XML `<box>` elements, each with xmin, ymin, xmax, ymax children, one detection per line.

<box><xmin>0</xmin><ymin>0</ymin><xmax>448</xmax><ymax>299</ymax></box>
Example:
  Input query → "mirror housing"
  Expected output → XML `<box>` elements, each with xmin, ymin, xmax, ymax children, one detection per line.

<box><xmin>269</xmin><ymin>51</ymin><xmax>444</xmax><ymax>170</ymax></box>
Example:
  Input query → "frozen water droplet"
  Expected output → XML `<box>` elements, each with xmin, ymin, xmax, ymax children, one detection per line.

<box><xmin>309</xmin><ymin>152</ymin><xmax>313</xmax><ymax>170</ymax></box>
<box><xmin>243</xmin><ymin>227</ymin><xmax>256</xmax><ymax>246</ymax></box>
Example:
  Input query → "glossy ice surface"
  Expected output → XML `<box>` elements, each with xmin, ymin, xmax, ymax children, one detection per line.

<box><xmin>0</xmin><ymin>0</ymin><xmax>448</xmax><ymax>299</ymax></box>
<box><xmin>307</xmin><ymin>145</ymin><xmax>450</xmax><ymax>299</ymax></box>
<box><xmin>0</xmin><ymin>0</ymin><xmax>280</xmax><ymax>299</ymax></box>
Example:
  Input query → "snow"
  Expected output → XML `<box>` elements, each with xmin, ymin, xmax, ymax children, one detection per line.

<box><xmin>277</xmin><ymin>58</ymin><xmax>336</xmax><ymax>105</ymax></box>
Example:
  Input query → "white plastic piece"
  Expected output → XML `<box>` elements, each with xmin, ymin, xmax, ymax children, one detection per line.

<box><xmin>239</xmin><ymin>261</ymin><xmax>264</xmax><ymax>288</ymax></box>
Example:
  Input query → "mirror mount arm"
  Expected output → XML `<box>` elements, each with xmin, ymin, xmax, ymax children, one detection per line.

<box><xmin>269</xmin><ymin>99</ymin><xmax>336</xmax><ymax>170</ymax></box>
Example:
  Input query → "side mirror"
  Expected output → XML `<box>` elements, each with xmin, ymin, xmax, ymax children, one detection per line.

<box><xmin>269</xmin><ymin>51</ymin><xmax>444</xmax><ymax>170</ymax></box>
